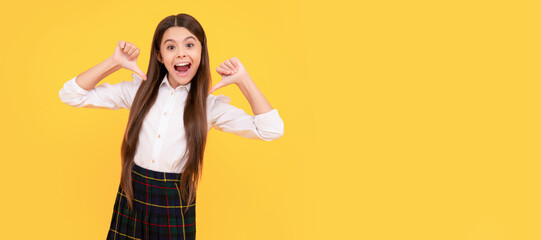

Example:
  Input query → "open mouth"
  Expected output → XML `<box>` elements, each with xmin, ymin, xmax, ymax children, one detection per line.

<box><xmin>174</xmin><ymin>63</ymin><xmax>191</xmax><ymax>75</ymax></box>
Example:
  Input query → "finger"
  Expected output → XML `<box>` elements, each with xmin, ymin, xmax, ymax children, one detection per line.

<box><xmin>124</xmin><ymin>42</ymin><xmax>132</xmax><ymax>53</ymax></box>
<box><xmin>230</xmin><ymin>57</ymin><xmax>240</xmax><ymax>70</ymax></box>
<box><xmin>130</xmin><ymin>48</ymin><xmax>139</xmax><ymax>56</ymax></box>
<box><xmin>219</xmin><ymin>63</ymin><xmax>235</xmax><ymax>74</ymax></box>
<box><xmin>128</xmin><ymin>46</ymin><xmax>137</xmax><ymax>55</ymax></box>
<box><xmin>209</xmin><ymin>82</ymin><xmax>225</xmax><ymax>94</ymax></box>
<box><xmin>134</xmin><ymin>67</ymin><xmax>147</xmax><ymax>81</ymax></box>
<box><xmin>119</xmin><ymin>40</ymin><xmax>126</xmax><ymax>49</ymax></box>
<box><xmin>224</xmin><ymin>59</ymin><xmax>236</xmax><ymax>71</ymax></box>
<box><xmin>219</xmin><ymin>62</ymin><xmax>232</xmax><ymax>71</ymax></box>
<box><xmin>127</xmin><ymin>45</ymin><xmax>135</xmax><ymax>55</ymax></box>
<box><xmin>219</xmin><ymin>63</ymin><xmax>231</xmax><ymax>74</ymax></box>
<box><xmin>129</xmin><ymin>49</ymin><xmax>140</xmax><ymax>60</ymax></box>
<box><xmin>216</xmin><ymin>66</ymin><xmax>232</xmax><ymax>75</ymax></box>
<box><xmin>216</xmin><ymin>67</ymin><xmax>230</xmax><ymax>75</ymax></box>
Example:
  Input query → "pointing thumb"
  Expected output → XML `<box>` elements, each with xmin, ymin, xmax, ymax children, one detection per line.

<box><xmin>209</xmin><ymin>82</ymin><xmax>223</xmax><ymax>94</ymax></box>
<box><xmin>132</xmin><ymin>66</ymin><xmax>147</xmax><ymax>81</ymax></box>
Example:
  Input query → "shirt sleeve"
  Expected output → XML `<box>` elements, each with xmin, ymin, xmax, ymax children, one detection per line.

<box><xmin>58</xmin><ymin>72</ymin><xmax>143</xmax><ymax>110</ymax></box>
<box><xmin>207</xmin><ymin>94</ymin><xmax>285</xmax><ymax>141</ymax></box>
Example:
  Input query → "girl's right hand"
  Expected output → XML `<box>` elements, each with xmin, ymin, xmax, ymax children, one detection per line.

<box><xmin>112</xmin><ymin>40</ymin><xmax>147</xmax><ymax>80</ymax></box>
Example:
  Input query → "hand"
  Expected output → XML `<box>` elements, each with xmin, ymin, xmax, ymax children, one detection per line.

<box><xmin>111</xmin><ymin>40</ymin><xmax>147</xmax><ymax>80</ymax></box>
<box><xmin>210</xmin><ymin>57</ymin><xmax>249</xmax><ymax>94</ymax></box>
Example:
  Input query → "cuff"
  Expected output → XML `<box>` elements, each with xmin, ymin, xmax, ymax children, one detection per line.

<box><xmin>65</xmin><ymin>76</ymin><xmax>90</xmax><ymax>95</ymax></box>
<box><xmin>254</xmin><ymin>109</ymin><xmax>285</xmax><ymax>141</ymax></box>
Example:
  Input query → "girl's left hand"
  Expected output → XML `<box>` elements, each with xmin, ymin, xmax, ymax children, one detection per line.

<box><xmin>210</xmin><ymin>57</ymin><xmax>249</xmax><ymax>94</ymax></box>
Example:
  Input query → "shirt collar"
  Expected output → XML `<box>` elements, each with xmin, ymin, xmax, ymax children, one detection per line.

<box><xmin>160</xmin><ymin>73</ymin><xmax>191</xmax><ymax>92</ymax></box>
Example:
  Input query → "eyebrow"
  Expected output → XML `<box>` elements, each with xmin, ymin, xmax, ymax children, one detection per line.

<box><xmin>164</xmin><ymin>36</ymin><xmax>196</xmax><ymax>44</ymax></box>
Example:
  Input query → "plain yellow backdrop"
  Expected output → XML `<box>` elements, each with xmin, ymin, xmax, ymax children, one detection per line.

<box><xmin>1</xmin><ymin>0</ymin><xmax>540</xmax><ymax>239</ymax></box>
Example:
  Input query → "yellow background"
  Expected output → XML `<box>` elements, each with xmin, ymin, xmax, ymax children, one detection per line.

<box><xmin>1</xmin><ymin>0</ymin><xmax>540</xmax><ymax>239</ymax></box>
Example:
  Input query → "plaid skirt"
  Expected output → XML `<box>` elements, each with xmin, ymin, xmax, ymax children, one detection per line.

<box><xmin>106</xmin><ymin>162</ymin><xmax>196</xmax><ymax>240</ymax></box>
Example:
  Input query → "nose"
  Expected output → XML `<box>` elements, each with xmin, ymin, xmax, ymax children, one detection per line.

<box><xmin>177</xmin><ymin>50</ymin><xmax>186</xmax><ymax>58</ymax></box>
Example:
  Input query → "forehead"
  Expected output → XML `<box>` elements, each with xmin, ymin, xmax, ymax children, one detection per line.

<box><xmin>161</xmin><ymin>27</ymin><xmax>198</xmax><ymax>44</ymax></box>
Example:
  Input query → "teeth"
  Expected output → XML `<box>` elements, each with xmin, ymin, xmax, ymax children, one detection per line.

<box><xmin>175</xmin><ymin>63</ymin><xmax>189</xmax><ymax>66</ymax></box>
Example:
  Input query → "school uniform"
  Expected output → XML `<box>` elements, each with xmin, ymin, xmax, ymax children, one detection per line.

<box><xmin>58</xmin><ymin>72</ymin><xmax>284</xmax><ymax>239</ymax></box>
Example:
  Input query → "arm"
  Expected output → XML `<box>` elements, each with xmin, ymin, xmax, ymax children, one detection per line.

<box><xmin>210</xmin><ymin>56</ymin><xmax>275</xmax><ymax>115</ymax></box>
<box><xmin>208</xmin><ymin>94</ymin><xmax>284</xmax><ymax>141</ymax></box>
<box><xmin>209</xmin><ymin>57</ymin><xmax>284</xmax><ymax>140</ymax></box>
<box><xmin>236</xmin><ymin>75</ymin><xmax>273</xmax><ymax>115</ymax></box>
<box><xmin>59</xmin><ymin>72</ymin><xmax>143</xmax><ymax>109</ymax></box>
<box><xmin>73</xmin><ymin>40</ymin><xmax>147</xmax><ymax>90</ymax></box>
<box><xmin>74</xmin><ymin>56</ymin><xmax>122</xmax><ymax>90</ymax></box>
<box><xmin>58</xmin><ymin>41</ymin><xmax>147</xmax><ymax>110</ymax></box>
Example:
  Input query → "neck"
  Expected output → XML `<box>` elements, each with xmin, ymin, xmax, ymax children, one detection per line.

<box><xmin>166</xmin><ymin>73</ymin><xmax>187</xmax><ymax>89</ymax></box>
<box><xmin>168</xmin><ymin>77</ymin><xmax>180</xmax><ymax>89</ymax></box>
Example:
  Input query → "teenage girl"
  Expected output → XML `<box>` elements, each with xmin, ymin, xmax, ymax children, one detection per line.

<box><xmin>58</xmin><ymin>13</ymin><xmax>284</xmax><ymax>240</ymax></box>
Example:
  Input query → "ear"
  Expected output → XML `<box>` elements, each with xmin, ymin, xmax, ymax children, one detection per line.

<box><xmin>156</xmin><ymin>52</ymin><xmax>163</xmax><ymax>63</ymax></box>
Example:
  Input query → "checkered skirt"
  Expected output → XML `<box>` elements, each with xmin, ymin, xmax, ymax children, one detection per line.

<box><xmin>106</xmin><ymin>162</ymin><xmax>196</xmax><ymax>240</ymax></box>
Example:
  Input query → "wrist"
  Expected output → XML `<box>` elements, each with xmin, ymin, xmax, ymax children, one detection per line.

<box><xmin>236</xmin><ymin>75</ymin><xmax>253</xmax><ymax>87</ymax></box>
<box><xmin>106</xmin><ymin>56</ymin><xmax>123</xmax><ymax>72</ymax></box>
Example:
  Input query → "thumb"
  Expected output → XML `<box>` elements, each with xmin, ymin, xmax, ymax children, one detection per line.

<box><xmin>131</xmin><ymin>65</ymin><xmax>147</xmax><ymax>81</ymax></box>
<box><xmin>209</xmin><ymin>82</ymin><xmax>225</xmax><ymax>94</ymax></box>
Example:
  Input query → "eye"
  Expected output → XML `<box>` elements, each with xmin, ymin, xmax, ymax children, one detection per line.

<box><xmin>167</xmin><ymin>45</ymin><xmax>175</xmax><ymax>50</ymax></box>
<box><xmin>187</xmin><ymin>43</ymin><xmax>194</xmax><ymax>48</ymax></box>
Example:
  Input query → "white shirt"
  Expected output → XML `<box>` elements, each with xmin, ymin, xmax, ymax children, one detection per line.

<box><xmin>59</xmin><ymin>72</ymin><xmax>284</xmax><ymax>173</ymax></box>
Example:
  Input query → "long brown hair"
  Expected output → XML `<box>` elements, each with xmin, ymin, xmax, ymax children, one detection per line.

<box><xmin>120</xmin><ymin>13</ymin><xmax>211</xmax><ymax>214</ymax></box>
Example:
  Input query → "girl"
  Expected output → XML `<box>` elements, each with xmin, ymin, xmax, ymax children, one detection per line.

<box><xmin>58</xmin><ymin>13</ymin><xmax>284</xmax><ymax>240</ymax></box>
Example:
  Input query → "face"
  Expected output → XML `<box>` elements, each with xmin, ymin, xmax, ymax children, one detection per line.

<box><xmin>157</xmin><ymin>27</ymin><xmax>202</xmax><ymax>88</ymax></box>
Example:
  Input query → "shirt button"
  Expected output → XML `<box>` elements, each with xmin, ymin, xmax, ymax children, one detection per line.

<box><xmin>152</xmin><ymin>159</ymin><xmax>155</xmax><ymax>163</ymax></box>
<box><xmin>158</xmin><ymin>134</ymin><xmax>161</xmax><ymax>138</ymax></box>
<box><xmin>164</xmin><ymin>112</ymin><xmax>167</xmax><ymax>116</ymax></box>
<box><xmin>171</xmin><ymin>92</ymin><xmax>174</xmax><ymax>95</ymax></box>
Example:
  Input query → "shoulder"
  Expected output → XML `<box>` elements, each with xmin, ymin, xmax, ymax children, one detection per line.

<box><xmin>206</xmin><ymin>94</ymin><xmax>232</xmax><ymax>127</ymax></box>
<box><xmin>123</xmin><ymin>73</ymin><xmax>145</xmax><ymax>93</ymax></box>
<box><xmin>120</xmin><ymin>73</ymin><xmax>144</xmax><ymax>96</ymax></box>
<box><xmin>207</xmin><ymin>93</ymin><xmax>231</xmax><ymax>108</ymax></box>
<box><xmin>129</xmin><ymin>73</ymin><xmax>144</xmax><ymax>87</ymax></box>
<box><xmin>121</xmin><ymin>73</ymin><xmax>145</xmax><ymax>109</ymax></box>
<box><xmin>206</xmin><ymin>94</ymin><xmax>233</xmax><ymax>118</ymax></box>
